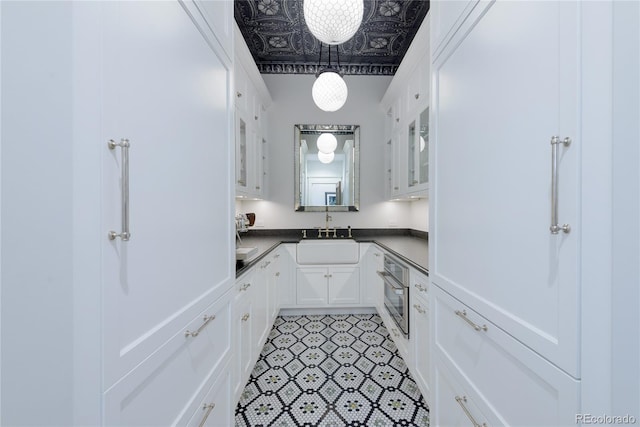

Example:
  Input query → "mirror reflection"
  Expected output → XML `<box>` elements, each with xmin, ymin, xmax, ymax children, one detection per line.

<box><xmin>294</xmin><ymin>124</ymin><xmax>360</xmax><ymax>212</ymax></box>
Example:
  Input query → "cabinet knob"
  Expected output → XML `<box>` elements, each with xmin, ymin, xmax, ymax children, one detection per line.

<box><xmin>415</xmin><ymin>93</ymin><xmax>420</xmax><ymax>100</ymax></box>
<box><xmin>254</xmin><ymin>115</ymin><xmax>258</xmax><ymax>120</ymax></box>
<box><xmin>237</xmin><ymin>92</ymin><xmax>242</xmax><ymax>98</ymax></box>
<box><xmin>241</xmin><ymin>313</ymin><xmax>250</xmax><ymax>321</ymax></box>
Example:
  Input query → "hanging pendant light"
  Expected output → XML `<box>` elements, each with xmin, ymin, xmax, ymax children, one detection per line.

<box><xmin>312</xmin><ymin>43</ymin><xmax>348</xmax><ymax>112</ymax></box>
<box><xmin>317</xmin><ymin>133</ymin><xmax>338</xmax><ymax>153</ymax></box>
<box><xmin>318</xmin><ymin>151</ymin><xmax>335</xmax><ymax>164</ymax></box>
<box><xmin>304</xmin><ymin>0</ymin><xmax>364</xmax><ymax>45</ymax></box>
<box><xmin>312</xmin><ymin>72</ymin><xmax>347</xmax><ymax>112</ymax></box>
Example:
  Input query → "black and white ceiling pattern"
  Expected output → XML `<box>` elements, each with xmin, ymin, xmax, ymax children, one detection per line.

<box><xmin>234</xmin><ymin>0</ymin><xmax>430</xmax><ymax>75</ymax></box>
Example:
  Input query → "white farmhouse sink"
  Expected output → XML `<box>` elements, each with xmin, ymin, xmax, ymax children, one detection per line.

<box><xmin>296</xmin><ymin>239</ymin><xmax>359</xmax><ymax>264</ymax></box>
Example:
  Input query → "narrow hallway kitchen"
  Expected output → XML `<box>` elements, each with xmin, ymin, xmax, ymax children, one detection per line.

<box><xmin>0</xmin><ymin>1</ymin><xmax>637</xmax><ymax>426</ymax></box>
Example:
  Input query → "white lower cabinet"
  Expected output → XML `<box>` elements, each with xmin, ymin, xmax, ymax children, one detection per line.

<box><xmin>277</xmin><ymin>244</ymin><xmax>297</xmax><ymax>307</ymax></box>
<box><xmin>361</xmin><ymin>243</ymin><xmax>384</xmax><ymax>307</ymax></box>
<box><xmin>296</xmin><ymin>266</ymin><xmax>360</xmax><ymax>306</ymax></box>
<box><xmin>233</xmin><ymin>284</ymin><xmax>254</xmax><ymax>402</ymax></box>
<box><xmin>233</xmin><ymin>248</ymin><xmax>289</xmax><ymax>404</ymax></box>
<box><xmin>103</xmin><ymin>289</ymin><xmax>233</xmax><ymax>426</ymax></box>
<box><xmin>432</xmin><ymin>285</ymin><xmax>580</xmax><ymax>426</ymax></box>
<box><xmin>409</xmin><ymin>278</ymin><xmax>430</xmax><ymax>404</ymax></box>
<box><xmin>378</xmin><ymin>302</ymin><xmax>409</xmax><ymax>360</ymax></box>
<box><xmin>184</xmin><ymin>361</ymin><xmax>232</xmax><ymax>427</ymax></box>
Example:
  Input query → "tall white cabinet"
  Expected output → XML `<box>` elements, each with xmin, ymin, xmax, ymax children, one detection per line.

<box><xmin>430</xmin><ymin>0</ymin><xmax>639</xmax><ymax>425</ymax></box>
<box><xmin>0</xmin><ymin>1</ymin><xmax>236</xmax><ymax>425</ymax></box>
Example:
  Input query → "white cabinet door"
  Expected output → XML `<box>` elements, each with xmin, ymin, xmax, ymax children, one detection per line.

<box><xmin>278</xmin><ymin>245</ymin><xmax>297</xmax><ymax>307</ymax></box>
<box><xmin>410</xmin><ymin>292</ymin><xmax>430</xmax><ymax>404</ymax></box>
<box><xmin>296</xmin><ymin>268</ymin><xmax>328</xmax><ymax>305</ymax></box>
<box><xmin>234</xmin><ymin>294</ymin><xmax>253</xmax><ymax>401</ymax></box>
<box><xmin>252</xmin><ymin>259</ymin><xmax>270</xmax><ymax>347</ymax></box>
<box><xmin>431</xmin><ymin>0</ymin><xmax>579</xmax><ymax>376</ymax></box>
<box><xmin>268</xmin><ymin>250</ymin><xmax>282</xmax><ymax>322</ymax></box>
<box><xmin>101</xmin><ymin>0</ymin><xmax>234</xmax><ymax>389</ymax></box>
<box><xmin>327</xmin><ymin>267</ymin><xmax>360</xmax><ymax>305</ymax></box>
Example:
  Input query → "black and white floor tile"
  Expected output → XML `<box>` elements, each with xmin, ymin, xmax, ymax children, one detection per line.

<box><xmin>235</xmin><ymin>314</ymin><xmax>429</xmax><ymax>427</ymax></box>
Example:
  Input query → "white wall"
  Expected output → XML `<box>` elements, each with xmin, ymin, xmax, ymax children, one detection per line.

<box><xmin>410</xmin><ymin>198</ymin><xmax>429</xmax><ymax>232</ymax></box>
<box><xmin>238</xmin><ymin>73</ymin><xmax>422</xmax><ymax>229</ymax></box>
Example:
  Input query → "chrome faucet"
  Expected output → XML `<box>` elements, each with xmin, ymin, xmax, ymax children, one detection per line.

<box><xmin>320</xmin><ymin>206</ymin><xmax>336</xmax><ymax>238</ymax></box>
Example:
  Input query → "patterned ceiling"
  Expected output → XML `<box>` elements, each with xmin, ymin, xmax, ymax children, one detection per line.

<box><xmin>234</xmin><ymin>0</ymin><xmax>430</xmax><ymax>76</ymax></box>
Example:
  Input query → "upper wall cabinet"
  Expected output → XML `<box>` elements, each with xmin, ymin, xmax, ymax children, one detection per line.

<box><xmin>234</xmin><ymin>26</ymin><xmax>271</xmax><ymax>200</ymax></box>
<box><xmin>381</xmin><ymin>17</ymin><xmax>430</xmax><ymax>200</ymax></box>
<box><xmin>193</xmin><ymin>0</ymin><xmax>233</xmax><ymax>60</ymax></box>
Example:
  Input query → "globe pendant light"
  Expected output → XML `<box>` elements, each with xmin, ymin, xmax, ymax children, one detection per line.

<box><xmin>317</xmin><ymin>133</ymin><xmax>338</xmax><ymax>154</ymax></box>
<box><xmin>312</xmin><ymin>44</ymin><xmax>348</xmax><ymax>112</ymax></box>
<box><xmin>312</xmin><ymin>72</ymin><xmax>347</xmax><ymax>112</ymax></box>
<box><xmin>318</xmin><ymin>151</ymin><xmax>335</xmax><ymax>164</ymax></box>
<box><xmin>304</xmin><ymin>0</ymin><xmax>364</xmax><ymax>45</ymax></box>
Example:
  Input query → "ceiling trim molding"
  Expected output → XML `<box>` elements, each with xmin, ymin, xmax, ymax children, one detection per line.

<box><xmin>256</xmin><ymin>63</ymin><xmax>398</xmax><ymax>76</ymax></box>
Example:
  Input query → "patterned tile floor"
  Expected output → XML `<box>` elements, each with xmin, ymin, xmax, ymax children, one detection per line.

<box><xmin>235</xmin><ymin>313</ymin><xmax>429</xmax><ymax>427</ymax></box>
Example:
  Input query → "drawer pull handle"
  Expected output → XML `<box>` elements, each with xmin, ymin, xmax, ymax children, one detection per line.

<box><xmin>240</xmin><ymin>283</ymin><xmax>251</xmax><ymax>291</ymax></box>
<box><xmin>455</xmin><ymin>396</ymin><xmax>487</xmax><ymax>427</ymax></box>
<box><xmin>185</xmin><ymin>315</ymin><xmax>216</xmax><ymax>337</ymax></box>
<box><xmin>241</xmin><ymin>313</ymin><xmax>250</xmax><ymax>322</ymax></box>
<box><xmin>275</xmin><ymin>272</ymin><xmax>281</xmax><ymax>277</ymax></box>
<box><xmin>414</xmin><ymin>283</ymin><xmax>427</xmax><ymax>292</ymax></box>
<box><xmin>455</xmin><ymin>310</ymin><xmax>488</xmax><ymax>332</ymax></box>
<box><xmin>199</xmin><ymin>403</ymin><xmax>215</xmax><ymax>427</ymax></box>
<box><xmin>413</xmin><ymin>304</ymin><xmax>425</xmax><ymax>314</ymax></box>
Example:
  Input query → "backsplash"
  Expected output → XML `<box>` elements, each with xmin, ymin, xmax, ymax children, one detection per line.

<box><xmin>236</xmin><ymin>199</ymin><xmax>428</xmax><ymax>232</ymax></box>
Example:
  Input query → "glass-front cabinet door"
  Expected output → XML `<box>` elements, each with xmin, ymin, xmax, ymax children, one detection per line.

<box><xmin>236</xmin><ymin>116</ymin><xmax>248</xmax><ymax>190</ymax></box>
<box><xmin>418</xmin><ymin>107</ymin><xmax>429</xmax><ymax>185</ymax></box>
<box><xmin>408</xmin><ymin>120</ymin><xmax>418</xmax><ymax>189</ymax></box>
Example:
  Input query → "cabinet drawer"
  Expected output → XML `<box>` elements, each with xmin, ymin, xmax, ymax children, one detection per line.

<box><xmin>432</xmin><ymin>286</ymin><xmax>579</xmax><ymax>426</ymax></box>
<box><xmin>104</xmin><ymin>290</ymin><xmax>233</xmax><ymax>426</ymax></box>
<box><xmin>185</xmin><ymin>362</ymin><xmax>232</xmax><ymax>427</ymax></box>
<box><xmin>433</xmin><ymin>356</ymin><xmax>494</xmax><ymax>427</ymax></box>
<box><xmin>410</xmin><ymin>268</ymin><xmax>429</xmax><ymax>300</ymax></box>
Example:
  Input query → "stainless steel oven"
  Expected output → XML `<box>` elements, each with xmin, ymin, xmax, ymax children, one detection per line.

<box><xmin>378</xmin><ymin>254</ymin><xmax>410</xmax><ymax>338</ymax></box>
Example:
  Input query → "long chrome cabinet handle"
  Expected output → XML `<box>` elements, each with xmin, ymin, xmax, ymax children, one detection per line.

<box><xmin>198</xmin><ymin>403</ymin><xmax>215</xmax><ymax>427</ymax></box>
<box><xmin>455</xmin><ymin>310</ymin><xmax>488</xmax><ymax>332</ymax></box>
<box><xmin>455</xmin><ymin>396</ymin><xmax>487</xmax><ymax>427</ymax></box>
<box><xmin>185</xmin><ymin>315</ymin><xmax>216</xmax><ymax>338</ymax></box>
<box><xmin>549</xmin><ymin>136</ymin><xmax>571</xmax><ymax>234</ymax></box>
<box><xmin>108</xmin><ymin>138</ymin><xmax>131</xmax><ymax>241</ymax></box>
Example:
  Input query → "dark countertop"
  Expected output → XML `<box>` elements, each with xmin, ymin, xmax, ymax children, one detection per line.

<box><xmin>236</xmin><ymin>228</ymin><xmax>428</xmax><ymax>277</ymax></box>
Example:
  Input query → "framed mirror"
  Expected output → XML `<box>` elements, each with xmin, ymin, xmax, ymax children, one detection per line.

<box><xmin>294</xmin><ymin>124</ymin><xmax>360</xmax><ymax>212</ymax></box>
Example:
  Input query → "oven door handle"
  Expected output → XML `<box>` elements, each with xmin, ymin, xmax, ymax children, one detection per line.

<box><xmin>379</xmin><ymin>272</ymin><xmax>405</xmax><ymax>294</ymax></box>
<box><xmin>376</xmin><ymin>270</ymin><xmax>389</xmax><ymax>280</ymax></box>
